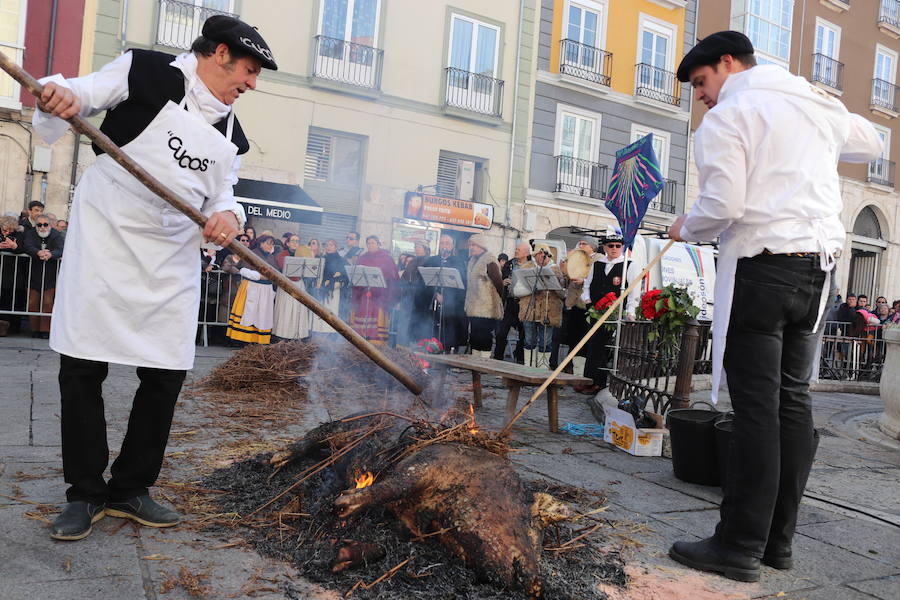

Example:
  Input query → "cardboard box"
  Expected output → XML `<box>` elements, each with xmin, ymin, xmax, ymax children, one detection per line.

<box><xmin>603</xmin><ymin>407</ymin><xmax>667</xmax><ymax>457</ymax></box>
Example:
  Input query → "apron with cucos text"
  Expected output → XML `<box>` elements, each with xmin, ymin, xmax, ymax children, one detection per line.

<box><xmin>50</xmin><ymin>93</ymin><xmax>238</xmax><ymax>370</ymax></box>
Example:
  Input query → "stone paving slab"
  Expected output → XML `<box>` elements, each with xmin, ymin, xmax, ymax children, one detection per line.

<box><xmin>846</xmin><ymin>574</ymin><xmax>900</xmax><ymax>600</ymax></box>
<box><xmin>797</xmin><ymin>518</ymin><xmax>900</xmax><ymax>567</ymax></box>
<box><xmin>2</xmin><ymin>337</ymin><xmax>899</xmax><ymax>600</ymax></box>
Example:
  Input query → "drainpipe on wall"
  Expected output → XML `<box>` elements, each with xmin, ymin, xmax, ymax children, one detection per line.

<box><xmin>503</xmin><ymin>0</ymin><xmax>526</xmax><ymax>250</ymax></box>
<box><xmin>45</xmin><ymin>0</ymin><xmax>59</xmax><ymax>76</ymax></box>
<box><xmin>120</xmin><ymin>0</ymin><xmax>129</xmax><ymax>51</ymax></box>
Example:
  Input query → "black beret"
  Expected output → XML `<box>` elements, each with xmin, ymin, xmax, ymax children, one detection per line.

<box><xmin>202</xmin><ymin>15</ymin><xmax>277</xmax><ymax>71</ymax></box>
<box><xmin>676</xmin><ymin>30</ymin><xmax>753</xmax><ymax>82</ymax></box>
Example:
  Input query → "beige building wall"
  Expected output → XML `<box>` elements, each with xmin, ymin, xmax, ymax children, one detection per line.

<box><xmin>115</xmin><ymin>0</ymin><xmax>523</xmax><ymax>252</ymax></box>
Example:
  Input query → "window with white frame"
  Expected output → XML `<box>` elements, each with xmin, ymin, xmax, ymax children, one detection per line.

<box><xmin>630</xmin><ymin>125</ymin><xmax>669</xmax><ymax>178</ymax></box>
<box><xmin>868</xmin><ymin>125</ymin><xmax>892</xmax><ymax>184</ymax></box>
<box><xmin>561</xmin><ymin>1</ymin><xmax>608</xmax><ymax>73</ymax></box>
<box><xmin>735</xmin><ymin>0</ymin><xmax>794</xmax><ymax>68</ymax></box>
<box><xmin>813</xmin><ymin>18</ymin><xmax>840</xmax><ymax>88</ymax></box>
<box><xmin>157</xmin><ymin>0</ymin><xmax>235</xmax><ymax>51</ymax></box>
<box><xmin>304</xmin><ymin>129</ymin><xmax>364</xmax><ymax>188</ymax></box>
<box><xmin>315</xmin><ymin>0</ymin><xmax>382</xmax><ymax>86</ymax></box>
<box><xmin>636</xmin><ymin>15</ymin><xmax>677</xmax><ymax>93</ymax></box>
<box><xmin>319</xmin><ymin>0</ymin><xmax>380</xmax><ymax>46</ymax></box>
<box><xmin>446</xmin><ymin>14</ymin><xmax>501</xmax><ymax>114</ymax></box>
<box><xmin>554</xmin><ymin>106</ymin><xmax>601</xmax><ymax>196</ymax></box>
<box><xmin>873</xmin><ymin>44</ymin><xmax>898</xmax><ymax>108</ymax></box>
<box><xmin>0</xmin><ymin>0</ymin><xmax>26</xmax><ymax>108</ymax></box>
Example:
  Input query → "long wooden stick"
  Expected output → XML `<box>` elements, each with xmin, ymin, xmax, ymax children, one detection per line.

<box><xmin>501</xmin><ymin>239</ymin><xmax>675</xmax><ymax>435</ymax></box>
<box><xmin>0</xmin><ymin>53</ymin><xmax>423</xmax><ymax>397</ymax></box>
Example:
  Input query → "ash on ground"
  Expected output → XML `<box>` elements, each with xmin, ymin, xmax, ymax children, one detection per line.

<box><xmin>203</xmin><ymin>452</ymin><xmax>627</xmax><ymax>600</ymax></box>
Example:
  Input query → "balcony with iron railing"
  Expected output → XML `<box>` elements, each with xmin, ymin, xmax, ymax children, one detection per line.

<box><xmin>871</xmin><ymin>78</ymin><xmax>899</xmax><ymax>116</ymax></box>
<box><xmin>559</xmin><ymin>39</ymin><xmax>612</xmax><ymax>87</ymax></box>
<box><xmin>878</xmin><ymin>0</ymin><xmax>900</xmax><ymax>35</ymax></box>
<box><xmin>634</xmin><ymin>63</ymin><xmax>681</xmax><ymax>107</ymax></box>
<box><xmin>444</xmin><ymin>67</ymin><xmax>504</xmax><ymax>118</ymax></box>
<box><xmin>156</xmin><ymin>0</ymin><xmax>237</xmax><ymax>50</ymax></box>
<box><xmin>811</xmin><ymin>53</ymin><xmax>843</xmax><ymax>91</ymax></box>
<box><xmin>312</xmin><ymin>35</ymin><xmax>384</xmax><ymax>90</ymax></box>
<box><xmin>554</xmin><ymin>155</ymin><xmax>609</xmax><ymax>200</ymax></box>
<box><xmin>648</xmin><ymin>179</ymin><xmax>677</xmax><ymax>214</ymax></box>
<box><xmin>867</xmin><ymin>158</ymin><xmax>895</xmax><ymax>187</ymax></box>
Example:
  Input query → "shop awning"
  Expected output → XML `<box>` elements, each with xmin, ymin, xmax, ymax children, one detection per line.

<box><xmin>234</xmin><ymin>178</ymin><xmax>323</xmax><ymax>224</ymax></box>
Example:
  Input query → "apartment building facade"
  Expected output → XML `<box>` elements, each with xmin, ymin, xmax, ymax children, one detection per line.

<box><xmin>71</xmin><ymin>0</ymin><xmax>541</xmax><ymax>256</ymax></box>
<box><xmin>523</xmin><ymin>0</ymin><xmax>696</xmax><ymax>244</ymax></box>
<box><xmin>0</xmin><ymin>0</ymin><xmax>87</xmax><ymax>219</ymax></box>
<box><xmin>691</xmin><ymin>0</ymin><xmax>900</xmax><ymax>301</ymax></box>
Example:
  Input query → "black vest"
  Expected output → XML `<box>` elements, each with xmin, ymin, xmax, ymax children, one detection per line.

<box><xmin>588</xmin><ymin>260</ymin><xmax>624</xmax><ymax>302</ymax></box>
<box><xmin>94</xmin><ymin>49</ymin><xmax>250</xmax><ymax>156</ymax></box>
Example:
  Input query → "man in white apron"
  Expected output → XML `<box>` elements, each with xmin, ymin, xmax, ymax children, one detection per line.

<box><xmin>32</xmin><ymin>16</ymin><xmax>277</xmax><ymax>541</ymax></box>
<box><xmin>666</xmin><ymin>32</ymin><xmax>882</xmax><ymax>581</ymax></box>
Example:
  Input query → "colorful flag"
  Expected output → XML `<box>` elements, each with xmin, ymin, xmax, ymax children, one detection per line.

<box><xmin>605</xmin><ymin>134</ymin><xmax>665</xmax><ymax>249</ymax></box>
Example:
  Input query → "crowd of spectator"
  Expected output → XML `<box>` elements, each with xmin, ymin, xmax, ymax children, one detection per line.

<box><xmin>823</xmin><ymin>291</ymin><xmax>898</xmax><ymax>376</ymax></box>
<box><xmin>203</xmin><ymin>229</ymin><xmax>647</xmax><ymax>392</ymax></box>
<box><xmin>0</xmin><ymin>201</ymin><xmax>66</xmax><ymax>338</ymax></box>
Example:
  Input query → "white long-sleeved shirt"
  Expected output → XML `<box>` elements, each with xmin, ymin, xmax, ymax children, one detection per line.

<box><xmin>32</xmin><ymin>51</ymin><xmax>245</xmax><ymax>224</ymax></box>
<box><xmin>680</xmin><ymin>65</ymin><xmax>882</xmax><ymax>255</ymax></box>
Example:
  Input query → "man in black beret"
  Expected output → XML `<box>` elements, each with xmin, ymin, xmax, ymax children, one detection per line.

<box><xmin>667</xmin><ymin>31</ymin><xmax>882</xmax><ymax>582</ymax></box>
<box><xmin>31</xmin><ymin>15</ymin><xmax>277</xmax><ymax>541</ymax></box>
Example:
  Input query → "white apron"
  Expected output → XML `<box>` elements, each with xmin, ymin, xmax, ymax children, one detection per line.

<box><xmin>709</xmin><ymin>219</ymin><xmax>835</xmax><ymax>404</ymax></box>
<box><xmin>50</xmin><ymin>94</ymin><xmax>238</xmax><ymax>370</ymax></box>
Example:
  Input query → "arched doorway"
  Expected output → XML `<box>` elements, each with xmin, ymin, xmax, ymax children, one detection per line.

<box><xmin>847</xmin><ymin>206</ymin><xmax>887</xmax><ymax>298</ymax></box>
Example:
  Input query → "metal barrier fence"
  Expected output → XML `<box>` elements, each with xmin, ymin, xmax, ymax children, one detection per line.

<box><xmin>0</xmin><ymin>251</ymin><xmax>61</xmax><ymax>318</ymax></box>
<box><xmin>819</xmin><ymin>320</ymin><xmax>886</xmax><ymax>382</ymax></box>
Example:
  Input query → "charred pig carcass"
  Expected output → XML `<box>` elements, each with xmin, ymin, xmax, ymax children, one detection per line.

<box><xmin>269</xmin><ymin>414</ymin><xmax>570</xmax><ymax>599</ymax></box>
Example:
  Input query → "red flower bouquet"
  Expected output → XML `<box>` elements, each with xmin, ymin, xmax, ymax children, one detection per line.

<box><xmin>636</xmin><ymin>284</ymin><xmax>700</xmax><ymax>349</ymax></box>
<box><xmin>585</xmin><ymin>292</ymin><xmax>621</xmax><ymax>332</ymax></box>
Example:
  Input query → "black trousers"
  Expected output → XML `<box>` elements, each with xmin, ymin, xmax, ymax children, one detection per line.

<box><xmin>716</xmin><ymin>255</ymin><xmax>826</xmax><ymax>558</ymax></box>
<box><xmin>584</xmin><ymin>328</ymin><xmax>614</xmax><ymax>387</ymax></box>
<box><xmin>468</xmin><ymin>317</ymin><xmax>498</xmax><ymax>351</ymax></box>
<box><xmin>493</xmin><ymin>301</ymin><xmax>524</xmax><ymax>362</ymax></box>
<box><xmin>59</xmin><ymin>354</ymin><xmax>186</xmax><ymax>504</ymax></box>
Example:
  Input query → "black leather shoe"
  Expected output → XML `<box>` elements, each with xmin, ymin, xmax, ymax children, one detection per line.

<box><xmin>762</xmin><ymin>544</ymin><xmax>793</xmax><ymax>570</ymax></box>
<box><xmin>50</xmin><ymin>501</ymin><xmax>105</xmax><ymax>541</ymax></box>
<box><xmin>105</xmin><ymin>495</ymin><xmax>180</xmax><ymax>527</ymax></box>
<box><xmin>669</xmin><ymin>537</ymin><xmax>761</xmax><ymax>582</ymax></box>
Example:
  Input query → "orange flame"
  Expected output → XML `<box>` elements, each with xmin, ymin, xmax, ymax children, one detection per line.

<box><xmin>355</xmin><ymin>472</ymin><xmax>374</xmax><ymax>489</ymax></box>
<box><xmin>468</xmin><ymin>403</ymin><xmax>478</xmax><ymax>435</ymax></box>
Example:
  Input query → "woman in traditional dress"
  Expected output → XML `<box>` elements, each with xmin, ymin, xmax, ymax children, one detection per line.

<box><xmin>400</xmin><ymin>240</ymin><xmax>432</xmax><ymax>344</ymax></box>
<box><xmin>311</xmin><ymin>238</ymin><xmax>348</xmax><ymax>336</ymax></box>
<box><xmin>350</xmin><ymin>235</ymin><xmax>399</xmax><ymax>345</ymax></box>
<box><xmin>226</xmin><ymin>235</ymin><xmax>279</xmax><ymax>345</ymax></box>
<box><xmin>271</xmin><ymin>234</ymin><xmax>311</xmax><ymax>340</ymax></box>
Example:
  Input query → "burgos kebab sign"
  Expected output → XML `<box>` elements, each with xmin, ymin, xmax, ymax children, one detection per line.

<box><xmin>404</xmin><ymin>192</ymin><xmax>493</xmax><ymax>229</ymax></box>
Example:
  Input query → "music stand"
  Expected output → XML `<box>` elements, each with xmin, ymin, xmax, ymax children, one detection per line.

<box><xmin>347</xmin><ymin>265</ymin><xmax>387</xmax><ymax>341</ymax></box>
<box><xmin>283</xmin><ymin>257</ymin><xmax>324</xmax><ymax>287</ymax></box>
<box><xmin>418</xmin><ymin>266</ymin><xmax>464</xmax><ymax>348</ymax></box>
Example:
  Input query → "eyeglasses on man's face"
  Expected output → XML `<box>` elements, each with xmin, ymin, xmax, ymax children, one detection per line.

<box><xmin>605</xmin><ymin>243</ymin><xmax>622</xmax><ymax>248</ymax></box>
<box><xmin>36</xmin><ymin>223</ymin><xmax>51</xmax><ymax>228</ymax></box>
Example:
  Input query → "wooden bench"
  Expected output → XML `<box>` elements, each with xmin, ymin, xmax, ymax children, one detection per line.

<box><xmin>417</xmin><ymin>353</ymin><xmax>592</xmax><ymax>433</ymax></box>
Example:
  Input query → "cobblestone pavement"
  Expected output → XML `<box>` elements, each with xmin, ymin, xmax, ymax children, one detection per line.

<box><xmin>1</xmin><ymin>336</ymin><xmax>897</xmax><ymax>600</ymax></box>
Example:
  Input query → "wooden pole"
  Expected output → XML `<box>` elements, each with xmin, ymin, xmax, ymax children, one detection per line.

<box><xmin>501</xmin><ymin>239</ymin><xmax>675</xmax><ymax>435</ymax></box>
<box><xmin>0</xmin><ymin>53</ymin><xmax>423</xmax><ymax>397</ymax></box>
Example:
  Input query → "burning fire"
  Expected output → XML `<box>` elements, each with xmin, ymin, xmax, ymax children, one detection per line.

<box><xmin>355</xmin><ymin>472</ymin><xmax>374</xmax><ymax>489</ymax></box>
<box><xmin>468</xmin><ymin>403</ymin><xmax>478</xmax><ymax>435</ymax></box>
